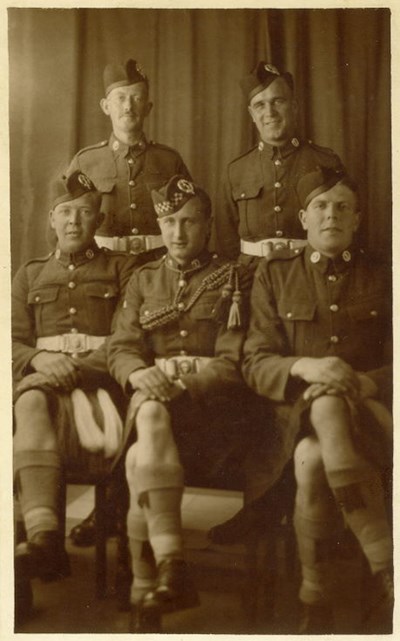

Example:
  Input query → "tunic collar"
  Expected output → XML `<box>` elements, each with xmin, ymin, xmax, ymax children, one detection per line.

<box><xmin>305</xmin><ymin>243</ymin><xmax>355</xmax><ymax>274</ymax></box>
<box><xmin>54</xmin><ymin>240</ymin><xmax>101</xmax><ymax>267</ymax></box>
<box><xmin>109</xmin><ymin>132</ymin><xmax>147</xmax><ymax>158</ymax></box>
<box><xmin>164</xmin><ymin>248</ymin><xmax>213</xmax><ymax>274</ymax></box>
<box><xmin>258</xmin><ymin>135</ymin><xmax>301</xmax><ymax>159</ymax></box>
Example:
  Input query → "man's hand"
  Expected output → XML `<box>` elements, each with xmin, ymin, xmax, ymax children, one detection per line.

<box><xmin>302</xmin><ymin>382</ymin><xmax>340</xmax><ymax>401</ymax></box>
<box><xmin>128</xmin><ymin>366</ymin><xmax>178</xmax><ymax>402</ymax></box>
<box><xmin>291</xmin><ymin>356</ymin><xmax>360</xmax><ymax>398</ymax></box>
<box><xmin>30</xmin><ymin>351</ymin><xmax>80</xmax><ymax>390</ymax></box>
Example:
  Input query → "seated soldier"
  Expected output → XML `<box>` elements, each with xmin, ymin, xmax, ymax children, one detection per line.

<box><xmin>242</xmin><ymin>166</ymin><xmax>393</xmax><ymax>634</ymax></box>
<box><xmin>12</xmin><ymin>171</ymin><xmax>136</xmax><ymax>617</ymax></box>
<box><xmin>107</xmin><ymin>175</ymin><xmax>273</xmax><ymax>633</ymax></box>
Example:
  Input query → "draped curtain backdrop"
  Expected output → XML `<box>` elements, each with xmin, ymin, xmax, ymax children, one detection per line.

<box><xmin>9</xmin><ymin>8</ymin><xmax>391</xmax><ymax>272</ymax></box>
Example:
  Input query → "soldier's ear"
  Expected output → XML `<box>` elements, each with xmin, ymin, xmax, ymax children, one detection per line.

<box><xmin>247</xmin><ymin>105</ymin><xmax>256</xmax><ymax>123</ymax></box>
<box><xmin>100</xmin><ymin>98</ymin><xmax>110</xmax><ymax>116</ymax></box>
<box><xmin>49</xmin><ymin>209</ymin><xmax>56</xmax><ymax>230</ymax></box>
<box><xmin>298</xmin><ymin>209</ymin><xmax>308</xmax><ymax>230</ymax></box>
<box><xmin>145</xmin><ymin>101</ymin><xmax>153</xmax><ymax>117</ymax></box>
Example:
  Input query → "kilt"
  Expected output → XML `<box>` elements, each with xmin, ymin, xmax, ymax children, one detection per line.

<box><xmin>116</xmin><ymin>386</ymin><xmax>278</xmax><ymax>503</ymax></box>
<box><xmin>14</xmin><ymin>377</ymin><xmax>128</xmax><ymax>478</ymax></box>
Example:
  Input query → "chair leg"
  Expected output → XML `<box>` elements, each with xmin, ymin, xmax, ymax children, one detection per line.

<box><xmin>95</xmin><ymin>482</ymin><xmax>107</xmax><ymax>599</ymax></box>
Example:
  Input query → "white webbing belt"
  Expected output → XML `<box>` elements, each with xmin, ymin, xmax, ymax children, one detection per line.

<box><xmin>240</xmin><ymin>238</ymin><xmax>307</xmax><ymax>257</ymax></box>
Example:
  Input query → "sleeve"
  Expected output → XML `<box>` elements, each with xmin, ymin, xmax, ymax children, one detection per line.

<box><xmin>11</xmin><ymin>266</ymin><xmax>44</xmax><ymax>381</ymax></box>
<box><xmin>65</xmin><ymin>153</ymin><xmax>81</xmax><ymax>177</ymax></box>
<box><xmin>107</xmin><ymin>270</ymin><xmax>153</xmax><ymax>391</ymax></box>
<box><xmin>212</xmin><ymin>165</ymin><xmax>241</xmax><ymax>260</ymax></box>
<box><xmin>242</xmin><ymin>262</ymin><xmax>299</xmax><ymax>402</ymax></box>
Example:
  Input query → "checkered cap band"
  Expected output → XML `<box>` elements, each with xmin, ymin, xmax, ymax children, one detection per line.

<box><xmin>152</xmin><ymin>176</ymin><xmax>200</xmax><ymax>217</ymax></box>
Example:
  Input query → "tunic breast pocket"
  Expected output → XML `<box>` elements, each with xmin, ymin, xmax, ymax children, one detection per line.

<box><xmin>346</xmin><ymin>296</ymin><xmax>390</xmax><ymax>354</ymax></box>
<box><xmin>191</xmin><ymin>300</ymin><xmax>219</xmax><ymax>349</ymax></box>
<box><xmin>232</xmin><ymin>182</ymin><xmax>264</xmax><ymax>238</ymax></box>
<box><xmin>277</xmin><ymin>299</ymin><xmax>317</xmax><ymax>354</ymax></box>
<box><xmin>84</xmin><ymin>282</ymin><xmax>119</xmax><ymax>333</ymax></box>
<box><xmin>28</xmin><ymin>286</ymin><xmax>60</xmax><ymax>335</ymax></box>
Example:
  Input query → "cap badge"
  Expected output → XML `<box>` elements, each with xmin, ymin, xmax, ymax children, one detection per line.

<box><xmin>77</xmin><ymin>173</ymin><xmax>94</xmax><ymax>190</ymax></box>
<box><xmin>112</xmin><ymin>140</ymin><xmax>120</xmax><ymax>152</ymax></box>
<box><xmin>291</xmin><ymin>138</ymin><xmax>300</xmax><ymax>148</ymax></box>
<box><xmin>264</xmin><ymin>63</ymin><xmax>280</xmax><ymax>75</ymax></box>
<box><xmin>177</xmin><ymin>179</ymin><xmax>195</xmax><ymax>195</ymax></box>
<box><xmin>86</xmin><ymin>249</ymin><xmax>95</xmax><ymax>259</ymax></box>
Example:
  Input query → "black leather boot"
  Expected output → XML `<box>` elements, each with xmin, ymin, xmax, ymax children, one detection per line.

<box><xmin>142</xmin><ymin>559</ymin><xmax>200</xmax><ymax>613</ymax></box>
<box><xmin>129</xmin><ymin>600</ymin><xmax>162</xmax><ymax>633</ymax></box>
<box><xmin>15</xmin><ymin>531</ymin><xmax>70</xmax><ymax>582</ymax></box>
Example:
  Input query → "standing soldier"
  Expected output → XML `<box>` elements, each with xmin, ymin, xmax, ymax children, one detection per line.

<box><xmin>66</xmin><ymin>58</ymin><xmax>192</xmax><ymax>260</ymax></box>
<box><xmin>214</xmin><ymin>62</ymin><xmax>343</xmax><ymax>267</ymax></box>
<box><xmin>66</xmin><ymin>58</ymin><xmax>192</xmax><ymax>545</ymax></box>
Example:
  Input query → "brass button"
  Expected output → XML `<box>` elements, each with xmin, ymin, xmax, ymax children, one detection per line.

<box><xmin>180</xmin><ymin>350</ymin><xmax>187</xmax><ymax>356</ymax></box>
<box><xmin>104</xmin><ymin>292</ymin><xmax>110</xmax><ymax>298</ymax></box>
<box><xmin>310</xmin><ymin>251</ymin><xmax>321</xmax><ymax>263</ymax></box>
<box><xmin>286</xmin><ymin>312</ymin><xmax>292</xmax><ymax>319</ymax></box>
<box><xmin>370</xmin><ymin>310</ymin><xmax>378</xmax><ymax>317</ymax></box>
<box><xmin>328</xmin><ymin>274</ymin><xmax>337</xmax><ymax>282</ymax></box>
<box><xmin>178</xmin><ymin>279</ymin><xmax>186</xmax><ymax>288</ymax></box>
<box><xmin>70</xmin><ymin>328</ymin><xmax>78</xmax><ymax>333</ymax></box>
<box><xmin>34</xmin><ymin>295</ymin><xmax>40</xmax><ymax>302</ymax></box>
<box><xmin>69</xmin><ymin>307</ymin><xmax>77</xmax><ymax>315</ymax></box>
<box><xmin>240</xmin><ymin>192</ymin><xmax>246</xmax><ymax>198</ymax></box>
<box><xmin>330</xmin><ymin>335</ymin><xmax>339</xmax><ymax>344</ymax></box>
<box><xmin>180</xmin><ymin>330</ymin><xmax>188</xmax><ymax>338</ymax></box>
<box><xmin>274</xmin><ymin>205</ymin><xmax>281</xmax><ymax>213</ymax></box>
<box><xmin>274</xmin><ymin>159</ymin><xmax>282</xmax><ymax>166</ymax></box>
<box><xmin>274</xmin><ymin>181</ymin><xmax>282</xmax><ymax>188</ymax></box>
<box><xmin>130</xmin><ymin>203</ymin><xmax>137</xmax><ymax>210</ymax></box>
<box><xmin>276</xmin><ymin>230</ymin><xmax>283</xmax><ymax>238</ymax></box>
<box><xmin>131</xmin><ymin>228</ymin><xmax>139</xmax><ymax>235</ymax></box>
<box><xmin>128</xmin><ymin>158</ymin><xmax>134</xmax><ymax>165</ymax></box>
<box><xmin>330</xmin><ymin>304</ymin><xmax>339</xmax><ymax>312</ymax></box>
<box><xmin>129</xmin><ymin>180</ymin><xmax>136</xmax><ymax>187</ymax></box>
<box><xmin>68</xmin><ymin>282</ymin><xmax>76</xmax><ymax>289</ymax></box>
<box><xmin>68</xmin><ymin>264</ymin><xmax>75</xmax><ymax>271</ymax></box>
<box><xmin>177</xmin><ymin>302</ymin><xmax>185</xmax><ymax>311</ymax></box>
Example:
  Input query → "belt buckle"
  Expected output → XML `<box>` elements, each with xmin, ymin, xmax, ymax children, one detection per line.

<box><xmin>62</xmin><ymin>333</ymin><xmax>87</xmax><ymax>354</ymax></box>
<box><xmin>261</xmin><ymin>240</ymin><xmax>273</xmax><ymax>257</ymax></box>
<box><xmin>128</xmin><ymin>236</ymin><xmax>146</xmax><ymax>255</ymax></box>
<box><xmin>177</xmin><ymin>358</ymin><xmax>194</xmax><ymax>376</ymax></box>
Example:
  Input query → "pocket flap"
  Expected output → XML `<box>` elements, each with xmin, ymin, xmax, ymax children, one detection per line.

<box><xmin>85</xmin><ymin>282</ymin><xmax>119</xmax><ymax>299</ymax></box>
<box><xmin>347</xmin><ymin>297</ymin><xmax>387</xmax><ymax>321</ymax></box>
<box><xmin>28</xmin><ymin>287</ymin><xmax>60</xmax><ymax>304</ymax></box>
<box><xmin>277</xmin><ymin>299</ymin><xmax>317</xmax><ymax>321</ymax></box>
<box><xmin>232</xmin><ymin>182</ymin><xmax>263</xmax><ymax>201</ymax></box>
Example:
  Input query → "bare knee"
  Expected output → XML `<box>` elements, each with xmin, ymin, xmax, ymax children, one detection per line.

<box><xmin>309</xmin><ymin>395</ymin><xmax>347</xmax><ymax>429</ymax></box>
<box><xmin>294</xmin><ymin>437</ymin><xmax>325</xmax><ymax>488</ymax></box>
<box><xmin>14</xmin><ymin>389</ymin><xmax>49</xmax><ymax>420</ymax></box>
<box><xmin>14</xmin><ymin>390</ymin><xmax>55</xmax><ymax>450</ymax></box>
<box><xmin>136</xmin><ymin>400</ymin><xmax>172</xmax><ymax>442</ymax></box>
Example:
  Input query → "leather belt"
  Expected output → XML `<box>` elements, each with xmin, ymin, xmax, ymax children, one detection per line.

<box><xmin>155</xmin><ymin>356</ymin><xmax>212</xmax><ymax>379</ymax></box>
<box><xmin>95</xmin><ymin>234</ymin><xmax>164</xmax><ymax>255</ymax></box>
<box><xmin>240</xmin><ymin>238</ymin><xmax>307</xmax><ymax>257</ymax></box>
<box><xmin>36</xmin><ymin>334</ymin><xmax>106</xmax><ymax>354</ymax></box>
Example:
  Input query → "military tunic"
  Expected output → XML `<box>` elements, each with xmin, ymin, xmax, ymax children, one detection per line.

<box><xmin>107</xmin><ymin>250</ymin><xmax>272</xmax><ymax>498</ymax></box>
<box><xmin>215</xmin><ymin>138</ymin><xmax>343</xmax><ymax>262</ymax></box>
<box><xmin>12</xmin><ymin>242</ymin><xmax>137</xmax><ymax>382</ymax></box>
<box><xmin>66</xmin><ymin>134</ymin><xmax>192</xmax><ymax>238</ymax></box>
<box><xmin>241</xmin><ymin>244</ymin><xmax>391</xmax><ymax>489</ymax></box>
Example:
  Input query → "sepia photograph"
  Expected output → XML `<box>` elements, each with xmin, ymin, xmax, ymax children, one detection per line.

<box><xmin>4</xmin><ymin>2</ymin><xmax>395</xmax><ymax>636</ymax></box>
